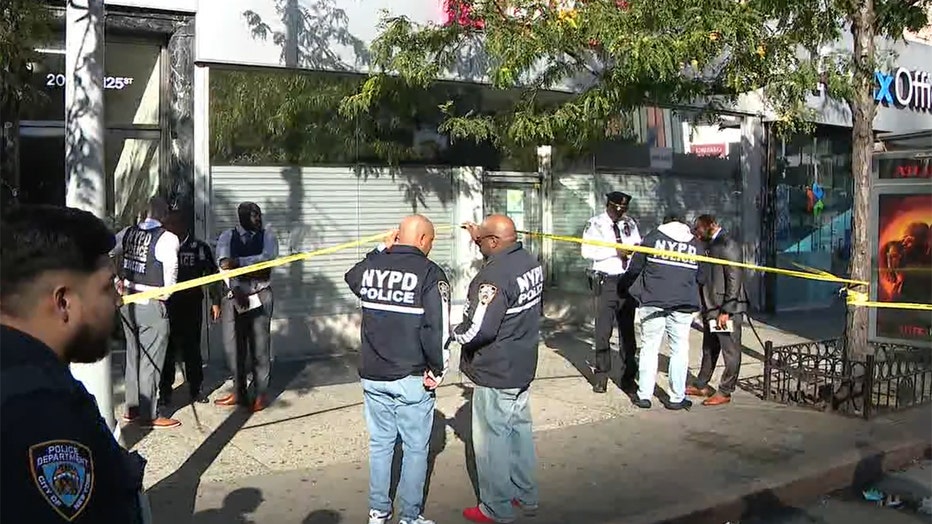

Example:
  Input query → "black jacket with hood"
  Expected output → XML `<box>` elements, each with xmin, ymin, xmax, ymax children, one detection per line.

<box><xmin>624</xmin><ymin>221</ymin><xmax>707</xmax><ymax>312</ymax></box>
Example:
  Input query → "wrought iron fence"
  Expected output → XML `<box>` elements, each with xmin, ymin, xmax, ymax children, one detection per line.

<box><xmin>760</xmin><ymin>338</ymin><xmax>932</xmax><ymax>419</ymax></box>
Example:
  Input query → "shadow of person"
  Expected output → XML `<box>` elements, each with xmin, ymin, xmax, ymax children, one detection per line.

<box><xmin>191</xmin><ymin>487</ymin><xmax>264</xmax><ymax>524</ymax></box>
<box><xmin>302</xmin><ymin>509</ymin><xmax>342</xmax><ymax>524</ymax></box>
<box><xmin>423</xmin><ymin>409</ymin><xmax>448</xmax><ymax>506</ymax></box>
<box><xmin>447</xmin><ymin>384</ymin><xmax>479</xmax><ymax>500</ymax></box>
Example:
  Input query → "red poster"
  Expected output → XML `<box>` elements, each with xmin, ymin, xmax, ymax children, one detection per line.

<box><xmin>875</xmin><ymin>193</ymin><xmax>932</xmax><ymax>342</ymax></box>
<box><xmin>691</xmin><ymin>143</ymin><xmax>726</xmax><ymax>157</ymax></box>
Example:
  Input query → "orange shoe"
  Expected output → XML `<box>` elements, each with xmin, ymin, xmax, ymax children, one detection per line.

<box><xmin>685</xmin><ymin>385</ymin><xmax>713</xmax><ymax>397</ymax></box>
<box><xmin>703</xmin><ymin>393</ymin><xmax>732</xmax><ymax>406</ymax></box>
<box><xmin>213</xmin><ymin>393</ymin><xmax>239</xmax><ymax>407</ymax></box>
<box><xmin>141</xmin><ymin>417</ymin><xmax>182</xmax><ymax>429</ymax></box>
<box><xmin>251</xmin><ymin>395</ymin><xmax>269</xmax><ymax>413</ymax></box>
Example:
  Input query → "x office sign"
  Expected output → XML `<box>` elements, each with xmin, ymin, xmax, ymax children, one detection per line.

<box><xmin>874</xmin><ymin>71</ymin><xmax>895</xmax><ymax>104</ymax></box>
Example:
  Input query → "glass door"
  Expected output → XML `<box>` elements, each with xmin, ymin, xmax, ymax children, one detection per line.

<box><xmin>18</xmin><ymin>125</ymin><xmax>66</xmax><ymax>206</ymax></box>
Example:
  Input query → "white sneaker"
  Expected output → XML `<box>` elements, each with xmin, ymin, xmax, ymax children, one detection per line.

<box><xmin>368</xmin><ymin>509</ymin><xmax>392</xmax><ymax>524</ymax></box>
<box><xmin>399</xmin><ymin>517</ymin><xmax>435</xmax><ymax>524</ymax></box>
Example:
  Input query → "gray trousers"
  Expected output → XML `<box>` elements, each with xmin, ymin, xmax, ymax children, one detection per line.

<box><xmin>221</xmin><ymin>288</ymin><xmax>273</xmax><ymax>400</ymax></box>
<box><xmin>121</xmin><ymin>301</ymin><xmax>170</xmax><ymax>420</ymax></box>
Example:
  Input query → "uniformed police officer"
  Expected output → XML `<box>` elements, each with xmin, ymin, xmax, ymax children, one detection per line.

<box><xmin>581</xmin><ymin>191</ymin><xmax>642</xmax><ymax>393</ymax></box>
<box><xmin>157</xmin><ymin>209</ymin><xmax>222</xmax><ymax>406</ymax></box>
<box><xmin>112</xmin><ymin>196</ymin><xmax>182</xmax><ymax>429</ymax></box>
<box><xmin>457</xmin><ymin>215</ymin><xmax>542</xmax><ymax>524</ymax></box>
<box><xmin>1</xmin><ymin>204</ymin><xmax>148</xmax><ymax>523</ymax></box>
<box><xmin>214</xmin><ymin>202</ymin><xmax>279</xmax><ymax>412</ymax></box>
<box><xmin>344</xmin><ymin>215</ymin><xmax>451</xmax><ymax>524</ymax></box>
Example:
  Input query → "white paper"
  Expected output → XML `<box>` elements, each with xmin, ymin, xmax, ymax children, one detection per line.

<box><xmin>708</xmin><ymin>319</ymin><xmax>735</xmax><ymax>333</ymax></box>
<box><xmin>234</xmin><ymin>293</ymin><xmax>262</xmax><ymax>314</ymax></box>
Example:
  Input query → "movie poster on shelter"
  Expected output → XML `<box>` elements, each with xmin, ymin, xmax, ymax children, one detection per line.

<box><xmin>875</xmin><ymin>193</ymin><xmax>932</xmax><ymax>343</ymax></box>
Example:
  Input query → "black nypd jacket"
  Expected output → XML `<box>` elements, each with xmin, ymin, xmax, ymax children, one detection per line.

<box><xmin>456</xmin><ymin>242</ymin><xmax>542</xmax><ymax>390</ymax></box>
<box><xmin>624</xmin><ymin>221</ymin><xmax>707</xmax><ymax>312</ymax></box>
<box><xmin>345</xmin><ymin>244</ymin><xmax>451</xmax><ymax>381</ymax></box>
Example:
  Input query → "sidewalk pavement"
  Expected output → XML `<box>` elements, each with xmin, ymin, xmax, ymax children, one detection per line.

<box><xmin>132</xmin><ymin>310</ymin><xmax>932</xmax><ymax>523</ymax></box>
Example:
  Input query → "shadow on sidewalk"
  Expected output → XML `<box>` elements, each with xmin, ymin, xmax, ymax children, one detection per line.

<box><xmin>147</xmin><ymin>362</ymin><xmax>306</xmax><ymax>520</ymax></box>
<box><xmin>190</xmin><ymin>487</ymin><xmax>264</xmax><ymax>524</ymax></box>
<box><xmin>448</xmin><ymin>384</ymin><xmax>479</xmax><ymax>500</ymax></box>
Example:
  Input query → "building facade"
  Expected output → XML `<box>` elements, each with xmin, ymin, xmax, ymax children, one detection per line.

<box><xmin>5</xmin><ymin>0</ymin><xmax>931</xmax><ymax>357</ymax></box>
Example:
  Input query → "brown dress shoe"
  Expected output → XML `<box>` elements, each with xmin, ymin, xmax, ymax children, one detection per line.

<box><xmin>214</xmin><ymin>393</ymin><xmax>239</xmax><ymax>407</ymax></box>
<box><xmin>703</xmin><ymin>393</ymin><xmax>732</xmax><ymax>406</ymax></box>
<box><xmin>122</xmin><ymin>407</ymin><xmax>140</xmax><ymax>423</ymax></box>
<box><xmin>141</xmin><ymin>417</ymin><xmax>182</xmax><ymax>429</ymax></box>
<box><xmin>251</xmin><ymin>395</ymin><xmax>269</xmax><ymax>413</ymax></box>
<box><xmin>685</xmin><ymin>385</ymin><xmax>713</xmax><ymax>397</ymax></box>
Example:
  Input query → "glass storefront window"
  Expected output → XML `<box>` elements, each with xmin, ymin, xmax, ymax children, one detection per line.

<box><xmin>107</xmin><ymin>133</ymin><xmax>160</xmax><ymax>228</ymax></box>
<box><xmin>772</xmin><ymin>127</ymin><xmax>854</xmax><ymax>310</ymax></box>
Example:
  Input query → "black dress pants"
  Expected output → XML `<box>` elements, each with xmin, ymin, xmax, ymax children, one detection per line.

<box><xmin>696</xmin><ymin>314</ymin><xmax>744</xmax><ymax>395</ymax></box>
<box><xmin>591</xmin><ymin>273</ymin><xmax>637</xmax><ymax>382</ymax></box>
<box><xmin>159</xmin><ymin>299</ymin><xmax>205</xmax><ymax>400</ymax></box>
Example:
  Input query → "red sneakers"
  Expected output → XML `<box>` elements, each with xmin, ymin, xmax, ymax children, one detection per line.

<box><xmin>462</xmin><ymin>506</ymin><xmax>495</xmax><ymax>523</ymax></box>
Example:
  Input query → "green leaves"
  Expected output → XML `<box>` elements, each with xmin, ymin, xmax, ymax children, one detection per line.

<box><xmin>341</xmin><ymin>0</ymin><xmax>929</xmax><ymax>148</ymax></box>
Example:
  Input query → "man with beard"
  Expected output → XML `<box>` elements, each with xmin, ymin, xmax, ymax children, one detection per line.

<box><xmin>112</xmin><ymin>196</ymin><xmax>182</xmax><ymax>429</ymax></box>
<box><xmin>581</xmin><ymin>191</ymin><xmax>642</xmax><ymax>393</ymax></box>
<box><xmin>214</xmin><ymin>202</ymin><xmax>279</xmax><ymax>412</ymax></box>
<box><xmin>457</xmin><ymin>215</ymin><xmax>542</xmax><ymax>524</ymax></box>
<box><xmin>157</xmin><ymin>209</ymin><xmax>222</xmax><ymax>407</ymax></box>
<box><xmin>1</xmin><ymin>205</ymin><xmax>147</xmax><ymax>522</ymax></box>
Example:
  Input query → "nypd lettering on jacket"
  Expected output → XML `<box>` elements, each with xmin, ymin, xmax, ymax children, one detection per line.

<box><xmin>122</xmin><ymin>227</ymin><xmax>154</xmax><ymax>274</ymax></box>
<box><xmin>514</xmin><ymin>266</ymin><xmax>544</xmax><ymax>312</ymax></box>
<box><xmin>647</xmin><ymin>239</ymin><xmax>699</xmax><ymax>269</ymax></box>
<box><xmin>359</xmin><ymin>269</ymin><xmax>420</xmax><ymax>308</ymax></box>
<box><xmin>345</xmin><ymin>244</ymin><xmax>451</xmax><ymax>382</ymax></box>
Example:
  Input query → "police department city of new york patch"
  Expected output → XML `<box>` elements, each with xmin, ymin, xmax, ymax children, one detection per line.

<box><xmin>477</xmin><ymin>283</ymin><xmax>498</xmax><ymax>306</ymax></box>
<box><xmin>438</xmin><ymin>281</ymin><xmax>450</xmax><ymax>302</ymax></box>
<box><xmin>29</xmin><ymin>440</ymin><xmax>94</xmax><ymax>521</ymax></box>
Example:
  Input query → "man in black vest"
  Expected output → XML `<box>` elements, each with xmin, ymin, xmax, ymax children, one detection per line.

<box><xmin>214</xmin><ymin>202</ymin><xmax>279</xmax><ymax>412</ymax></box>
<box><xmin>112</xmin><ymin>196</ymin><xmax>182</xmax><ymax>429</ymax></box>
<box><xmin>157</xmin><ymin>209</ymin><xmax>222</xmax><ymax>406</ymax></box>
<box><xmin>2</xmin><ymin>204</ymin><xmax>148</xmax><ymax>522</ymax></box>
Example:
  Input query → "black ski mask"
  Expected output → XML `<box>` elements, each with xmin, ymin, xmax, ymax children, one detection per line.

<box><xmin>238</xmin><ymin>202</ymin><xmax>262</xmax><ymax>232</ymax></box>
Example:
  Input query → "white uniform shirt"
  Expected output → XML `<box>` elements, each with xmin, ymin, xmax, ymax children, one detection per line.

<box><xmin>215</xmin><ymin>225</ymin><xmax>280</xmax><ymax>294</ymax></box>
<box><xmin>581</xmin><ymin>212</ymin><xmax>642</xmax><ymax>276</ymax></box>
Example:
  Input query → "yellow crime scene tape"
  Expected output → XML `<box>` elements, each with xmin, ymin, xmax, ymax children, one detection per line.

<box><xmin>518</xmin><ymin>230</ymin><xmax>932</xmax><ymax>312</ymax></box>
<box><xmin>121</xmin><ymin>224</ymin><xmax>931</xmax><ymax>312</ymax></box>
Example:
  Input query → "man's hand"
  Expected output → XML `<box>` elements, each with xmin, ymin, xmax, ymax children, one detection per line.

<box><xmin>219</xmin><ymin>258</ymin><xmax>238</xmax><ymax>270</ymax></box>
<box><xmin>232</xmin><ymin>288</ymin><xmax>249</xmax><ymax>308</ymax></box>
<box><xmin>716</xmin><ymin>312</ymin><xmax>730</xmax><ymax>330</ymax></box>
<box><xmin>461</xmin><ymin>222</ymin><xmax>480</xmax><ymax>242</ymax></box>
<box><xmin>211</xmin><ymin>304</ymin><xmax>222</xmax><ymax>322</ymax></box>
<box><xmin>423</xmin><ymin>370</ymin><xmax>442</xmax><ymax>390</ymax></box>
<box><xmin>384</xmin><ymin>229</ymin><xmax>399</xmax><ymax>250</ymax></box>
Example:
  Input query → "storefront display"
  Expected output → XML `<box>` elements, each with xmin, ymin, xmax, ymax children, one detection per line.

<box><xmin>871</xmin><ymin>153</ymin><xmax>932</xmax><ymax>346</ymax></box>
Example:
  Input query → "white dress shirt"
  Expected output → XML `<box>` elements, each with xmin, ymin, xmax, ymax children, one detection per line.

<box><xmin>215</xmin><ymin>225</ymin><xmax>280</xmax><ymax>293</ymax></box>
<box><xmin>111</xmin><ymin>218</ymin><xmax>180</xmax><ymax>301</ymax></box>
<box><xmin>581</xmin><ymin>212</ymin><xmax>642</xmax><ymax>275</ymax></box>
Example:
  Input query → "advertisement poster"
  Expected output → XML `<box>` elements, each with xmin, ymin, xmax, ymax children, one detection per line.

<box><xmin>875</xmin><ymin>193</ymin><xmax>932</xmax><ymax>343</ymax></box>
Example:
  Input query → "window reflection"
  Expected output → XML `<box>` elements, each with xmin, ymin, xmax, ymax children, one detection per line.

<box><xmin>772</xmin><ymin>127</ymin><xmax>853</xmax><ymax>310</ymax></box>
<box><xmin>107</xmin><ymin>135</ymin><xmax>160</xmax><ymax>228</ymax></box>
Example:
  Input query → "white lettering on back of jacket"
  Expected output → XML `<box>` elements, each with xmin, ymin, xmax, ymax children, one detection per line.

<box><xmin>649</xmin><ymin>240</ymin><xmax>698</xmax><ymax>268</ymax></box>
<box><xmin>359</xmin><ymin>269</ymin><xmax>419</xmax><ymax>304</ymax></box>
<box><xmin>516</xmin><ymin>266</ymin><xmax>544</xmax><ymax>304</ymax></box>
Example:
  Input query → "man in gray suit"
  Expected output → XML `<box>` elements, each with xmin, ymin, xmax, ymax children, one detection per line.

<box><xmin>688</xmin><ymin>214</ymin><xmax>748</xmax><ymax>407</ymax></box>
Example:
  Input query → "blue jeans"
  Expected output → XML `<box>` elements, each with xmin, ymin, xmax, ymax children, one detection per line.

<box><xmin>472</xmin><ymin>385</ymin><xmax>538</xmax><ymax>522</ymax></box>
<box><xmin>362</xmin><ymin>376</ymin><xmax>435</xmax><ymax>520</ymax></box>
<box><xmin>636</xmin><ymin>307</ymin><xmax>695</xmax><ymax>404</ymax></box>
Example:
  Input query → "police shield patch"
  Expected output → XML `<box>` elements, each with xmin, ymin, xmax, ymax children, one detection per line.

<box><xmin>438</xmin><ymin>281</ymin><xmax>450</xmax><ymax>302</ymax></box>
<box><xmin>477</xmin><ymin>283</ymin><xmax>498</xmax><ymax>305</ymax></box>
<box><xmin>29</xmin><ymin>440</ymin><xmax>94</xmax><ymax>521</ymax></box>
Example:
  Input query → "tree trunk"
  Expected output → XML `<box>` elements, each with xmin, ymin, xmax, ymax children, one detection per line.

<box><xmin>846</xmin><ymin>0</ymin><xmax>876</xmax><ymax>360</ymax></box>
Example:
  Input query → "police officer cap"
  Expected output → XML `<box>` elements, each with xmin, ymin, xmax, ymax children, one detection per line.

<box><xmin>606</xmin><ymin>191</ymin><xmax>632</xmax><ymax>205</ymax></box>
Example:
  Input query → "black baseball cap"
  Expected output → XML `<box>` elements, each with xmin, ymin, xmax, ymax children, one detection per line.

<box><xmin>606</xmin><ymin>191</ymin><xmax>632</xmax><ymax>206</ymax></box>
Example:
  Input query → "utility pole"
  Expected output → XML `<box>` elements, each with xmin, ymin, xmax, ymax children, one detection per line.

<box><xmin>65</xmin><ymin>0</ymin><xmax>116</xmax><ymax>436</ymax></box>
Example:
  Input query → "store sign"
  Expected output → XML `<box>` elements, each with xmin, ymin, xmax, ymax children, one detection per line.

<box><xmin>873</xmin><ymin>68</ymin><xmax>931</xmax><ymax>112</ymax></box>
<box><xmin>690</xmin><ymin>143</ymin><xmax>726</xmax><ymax>157</ymax></box>
<box><xmin>649</xmin><ymin>147</ymin><xmax>673</xmax><ymax>170</ymax></box>
<box><xmin>877</xmin><ymin>157</ymin><xmax>932</xmax><ymax>180</ymax></box>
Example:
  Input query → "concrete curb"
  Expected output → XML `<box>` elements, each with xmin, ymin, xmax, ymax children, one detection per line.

<box><xmin>627</xmin><ymin>437</ymin><xmax>932</xmax><ymax>524</ymax></box>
